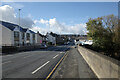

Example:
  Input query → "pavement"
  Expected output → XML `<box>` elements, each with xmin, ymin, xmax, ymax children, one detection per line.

<box><xmin>2</xmin><ymin>46</ymin><xmax>69</xmax><ymax>80</ymax></box>
<box><xmin>52</xmin><ymin>47</ymin><xmax>98</xmax><ymax>79</ymax></box>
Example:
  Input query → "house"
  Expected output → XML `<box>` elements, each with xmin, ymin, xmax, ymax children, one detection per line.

<box><xmin>35</xmin><ymin>31</ymin><xmax>47</xmax><ymax>45</ymax></box>
<box><xmin>25</xmin><ymin>29</ymin><xmax>36</xmax><ymax>45</ymax></box>
<box><xmin>35</xmin><ymin>31</ymin><xmax>43</xmax><ymax>45</ymax></box>
<box><xmin>42</xmin><ymin>35</ymin><xmax>47</xmax><ymax>44</ymax></box>
<box><xmin>0</xmin><ymin>21</ymin><xmax>36</xmax><ymax>46</ymax></box>
<box><xmin>46</xmin><ymin>32</ymin><xmax>56</xmax><ymax>45</ymax></box>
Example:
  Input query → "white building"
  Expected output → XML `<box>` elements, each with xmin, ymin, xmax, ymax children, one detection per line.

<box><xmin>0</xmin><ymin>21</ymin><xmax>36</xmax><ymax>46</ymax></box>
<box><xmin>46</xmin><ymin>32</ymin><xmax>56</xmax><ymax>45</ymax></box>
<box><xmin>35</xmin><ymin>31</ymin><xmax>43</xmax><ymax>45</ymax></box>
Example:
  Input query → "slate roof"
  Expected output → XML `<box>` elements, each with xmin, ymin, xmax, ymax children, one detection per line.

<box><xmin>0</xmin><ymin>21</ymin><xmax>36</xmax><ymax>33</ymax></box>
<box><xmin>0</xmin><ymin>21</ymin><xmax>17</xmax><ymax>31</ymax></box>
<box><xmin>50</xmin><ymin>32</ymin><xmax>58</xmax><ymax>37</ymax></box>
<box><xmin>22</xmin><ymin>28</ymin><xmax>28</xmax><ymax>32</ymax></box>
<box><xmin>29</xmin><ymin>30</ymin><xmax>35</xmax><ymax>34</ymax></box>
<box><xmin>39</xmin><ymin>33</ymin><xmax>44</xmax><ymax>37</ymax></box>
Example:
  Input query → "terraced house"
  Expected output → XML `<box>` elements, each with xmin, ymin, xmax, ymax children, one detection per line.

<box><xmin>0</xmin><ymin>21</ymin><xmax>36</xmax><ymax>46</ymax></box>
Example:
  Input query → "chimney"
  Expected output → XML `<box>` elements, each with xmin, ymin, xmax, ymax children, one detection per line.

<box><xmin>37</xmin><ymin>31</ymin><xmax>39</xmax><ymax>34</ymax></box>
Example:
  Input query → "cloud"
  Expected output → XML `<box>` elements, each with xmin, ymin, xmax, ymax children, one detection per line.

<box><xmin>0</xmin><ymin>5</ymin><xmax>87</xmax><ymax>35</ymax></box>
<box><xmin>40</xmin><ymin>19</ymin><xmax>48</xmax><ymax>24</ymax></box>
<box><xmin>30</xmin><ymin>26</ymin><xmax>49</xmax><ymax>35</ymax></box>
<box><xmin>0</xmin><ymin>5</ymin><xmax>34</xmax><ymax>28</ymax></box>
<box><xmin>49</xmin><ymin>18</ymin><xmax>56</xmax><ymax>25</ymax></box>
<box><xmin>32</xmin><ymin>18</ymin><xmax>87</xmax><ymax>35</ymax></box>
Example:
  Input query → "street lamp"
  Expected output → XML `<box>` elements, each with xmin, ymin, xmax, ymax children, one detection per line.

<box><xmin>18</xmin><ymin>9</ymin><xmax>21</xmax><ymax>26</ymax></box>
<box><xmin>18</xmin><ymin>9</ymin><xmax>21</xmax><ymax>46</ymax></box>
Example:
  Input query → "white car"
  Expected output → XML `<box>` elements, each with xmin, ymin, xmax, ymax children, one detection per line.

<box><xmin>80</xmin><ymin>40</ymin><xmax>93</xmax><ymax>46</ymax></box>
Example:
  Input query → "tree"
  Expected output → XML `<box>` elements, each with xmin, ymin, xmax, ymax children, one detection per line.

<box><xmin>86</xmin><ymin>14</ymin><xmax>120</xmax><ymax>59</ymax></box>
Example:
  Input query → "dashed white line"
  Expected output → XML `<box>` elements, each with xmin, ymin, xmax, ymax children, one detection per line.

<box><xmin>2</xmin><ymin>61</ymin><xmax>11</xmax><ymax>65</ymax></box>
<box><xmin>32</xmin><ymin>61</ymin><xmax>50</xmax><ymax>74</ymax></box>
<box><xmin>53</xmin><ymin>54</ymin><xmax>59</xmax><ymax>59</ymax></box>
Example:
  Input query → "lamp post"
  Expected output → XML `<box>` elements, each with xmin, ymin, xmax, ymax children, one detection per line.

<box><xmin>18</xmin><ymin>9</ymin><xmax>21</xmax><ymax>26</ymax></box>
<box><xmin>18</xmin><ymin>9</ymin><xmax>21</xmax><ymax>46</ymax></box>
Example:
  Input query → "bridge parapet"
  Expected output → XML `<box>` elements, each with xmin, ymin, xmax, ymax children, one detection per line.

<box><xmin>78</xmin><ymin>46</ymin><xmax>120</xmax><ymax>79</ymax></box>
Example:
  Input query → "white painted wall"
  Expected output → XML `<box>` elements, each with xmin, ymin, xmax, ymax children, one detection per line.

<box><xmin>35</xmin><ymin>33</ymin><xmax>42</xmax><ymax>45</ymax></box>
<box><xmin>19</xmin><ymin>32</ymin><xmax>22</xmax><ymax>45</ymax></box>
<box><xmin>11</xmin><ymin>31</ymin><xmax>14</xmax><ymax>45</ymax></box>
<box><xmin>0</xmin><ymin>24</ymin><xmax>2</xmax><ymax>47</ymax></box>
<box><xmin>46</xmin><ymin>33</ymin><xmax>56</xmax><ymax>44</ymax></box>
<box><xmin>1</xmin><ymin>24</ymin><xmax>13</xmax><ymax>46</ymax></box>
<box><xmin>30</xmin><ymin>33</ymin><xmax>33</xmax><ymax>44</ymax></box>
<box><xmin>24</xmin><ymin>33</ymin><xmax>27</xmax><ymax>44</ymax></box>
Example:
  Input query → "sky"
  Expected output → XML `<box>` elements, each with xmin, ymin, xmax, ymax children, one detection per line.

<box><xmin>0</xmin><ymin>2</ymin><xmax>118</xmax><ymax>35</ymax></box>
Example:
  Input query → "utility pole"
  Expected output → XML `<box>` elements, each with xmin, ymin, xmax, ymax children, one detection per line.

<box><xmin>18</xmin><ymin>9</ymin><xmax>21</xmax><ymax>46</ymax></box>
<box><xmin>18</xmin><ymin>9</ymin><xmax>21</xmax><ymax>26</ymax></box>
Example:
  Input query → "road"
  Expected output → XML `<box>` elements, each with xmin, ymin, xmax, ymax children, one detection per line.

<box><xmin>2</xmin><ymin>46</ymin><xmax>69</xmax><ymax>79</ymax></box>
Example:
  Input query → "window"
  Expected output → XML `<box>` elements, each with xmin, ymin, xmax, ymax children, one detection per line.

<box><xmin>22</xmin><ymin>32</ymin><xmax>25</xmax><ymax>39</ymax></box>
<box><xmin>26</xmin><ymin>33</ymin><xmax>30</xmax><ymax>40</ymax></box>
<box><xmin>14</xmin><ymin>31</ymin><xmax>19</xmax><ymax>46</ymax></box>
<box><xmin>33</xmin><ymin>34</ymin><xmax>35</xmax><ymax>40</ymax></box>
<box><xmin>14</xmin><ymin>31</ymin><xmax>19</xmax><ymax>38</ymax></box>
<box><xmin>33</xmin><ymin>34</ymin><xmax>35</xmax><ymax>44</ymax></box>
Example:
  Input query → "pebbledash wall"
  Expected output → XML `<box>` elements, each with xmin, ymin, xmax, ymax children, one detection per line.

<box><xmin>78</xmin><ymin>46</ymin><xmax>120</xmax><ymax>79</ymax></box>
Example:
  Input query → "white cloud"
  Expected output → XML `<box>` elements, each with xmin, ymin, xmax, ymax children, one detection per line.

<box><xmin>30</xmin><ymin>26</ymin><xmax>49</xmax><ymax>35</ymax></box>
<box><xmin>49</xmin><ymin>18</ymin><xmax>56</xmax><ymax>25</ymax></box>
<box><xmin>34</xmin><ymin>19</ymin><xmax>49</xmax><ymax>26</ymax></box>
<box><xmin>32</xmin><ymin>18</ymin><xmax>87</xmax><ymax>35</ymax></box>
<box><xmin>40</xmin><ymin>19</ymin><xmax>48</xmax><ymax>24</ymax></box>
<box><xmin>0</xmin><ymin>5</ymin><xmax>87</xmax><ymax>35</ymax></box>
<box><xmin>0</xmin><ymin>5</ymin><xmax>34</xmax><ymax>28</ymax></box>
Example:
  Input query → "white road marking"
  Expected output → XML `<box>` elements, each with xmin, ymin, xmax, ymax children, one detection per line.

<box><xmin>2</xmin><ymin>61</ymin><xmax>11</xmax><ymax>65</ymax></box>
<box><xmin>32</xmin><ymin>61</ymin><xmax>50</xmax><ymax>74</ymax></box>
<box><xmin>53</xmin><ymin>54</ymin><xmax>59</xmax><ymax>59</ymax></box>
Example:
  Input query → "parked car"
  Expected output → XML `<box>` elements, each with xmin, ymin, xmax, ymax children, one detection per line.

<box><xmin>41</xmin><ymin>44</ymin><xmax>47</xmax><ymax>48</ymax></box>
<box><xmin>44</xmin><ymin>44</ymin><xmax>47</xmax><ymax>48</ymax></box>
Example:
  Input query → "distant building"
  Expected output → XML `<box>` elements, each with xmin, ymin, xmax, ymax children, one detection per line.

<box><xmin>56</xmin><ymin>36</ymin><xmax>67</xmax><ymax>45</ymax></box>
<box><xmin>46</xmin><ymin>32</ymin><xmax>56</xmax><ymax>45</ymax></box>
<box><xmin>42</xmin><ymin>35</ymin><xmax>47</xmax><ymax>44</ymax></box>
<box><xmin>0</xmin><ymin>21</ymin><xmax>36</xmax><ymax>46</ymax></box>
<box><xmin>35</xmin><ymin>31</ymin><xmax>43</xmax><ymax>45</ymax></box>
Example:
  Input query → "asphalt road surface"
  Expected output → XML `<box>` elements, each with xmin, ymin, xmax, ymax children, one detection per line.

<box><xmin>2</xmin><ymin>46</ymin><xmax>70</xmax><ymax>80</ymax></box>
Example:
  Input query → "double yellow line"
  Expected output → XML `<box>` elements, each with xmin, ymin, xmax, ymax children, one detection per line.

<box><xmin>45</xmin><ymin>51</ymin><xmax>68</xmax><ymax>80</ymax></box>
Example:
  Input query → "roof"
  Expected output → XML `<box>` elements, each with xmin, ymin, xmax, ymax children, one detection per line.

<box><xmin>39</xmin><ymin>33</ymin><xmax>44</xmax><ymax>37</ymax></box>
<box><xmin>49</xmin><ymin>32</ymin><xmax>58</xmax><ymax>37</ymax></box>
<box><xmin>0</xmin><ymin>21</ymin><xmax>35</xmax><ymax>34</ymax></box>
<box><xmin>29</xmin><ymin>30</ymin><xmax>35</xmax><ymax>34</ymax></box>
<box><xmin>22</xmin><ymin>28</ymin><xmax>27</xmax><ymax>32</ymax></box>
<box><xmin>0</xmin><ymin>21</ymin><xmax>17</xmax><ymax>31</ymax></box>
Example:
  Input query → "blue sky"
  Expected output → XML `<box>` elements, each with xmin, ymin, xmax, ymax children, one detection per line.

<box><xmin>3</xmin><ymin>2</ymin><xmax>118</xmax><ymax>24</ymax></box>
<box><xmin>1</xmin><ymin>2</ymin><xmax>118</xmax><ymax>34</ymax></box>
